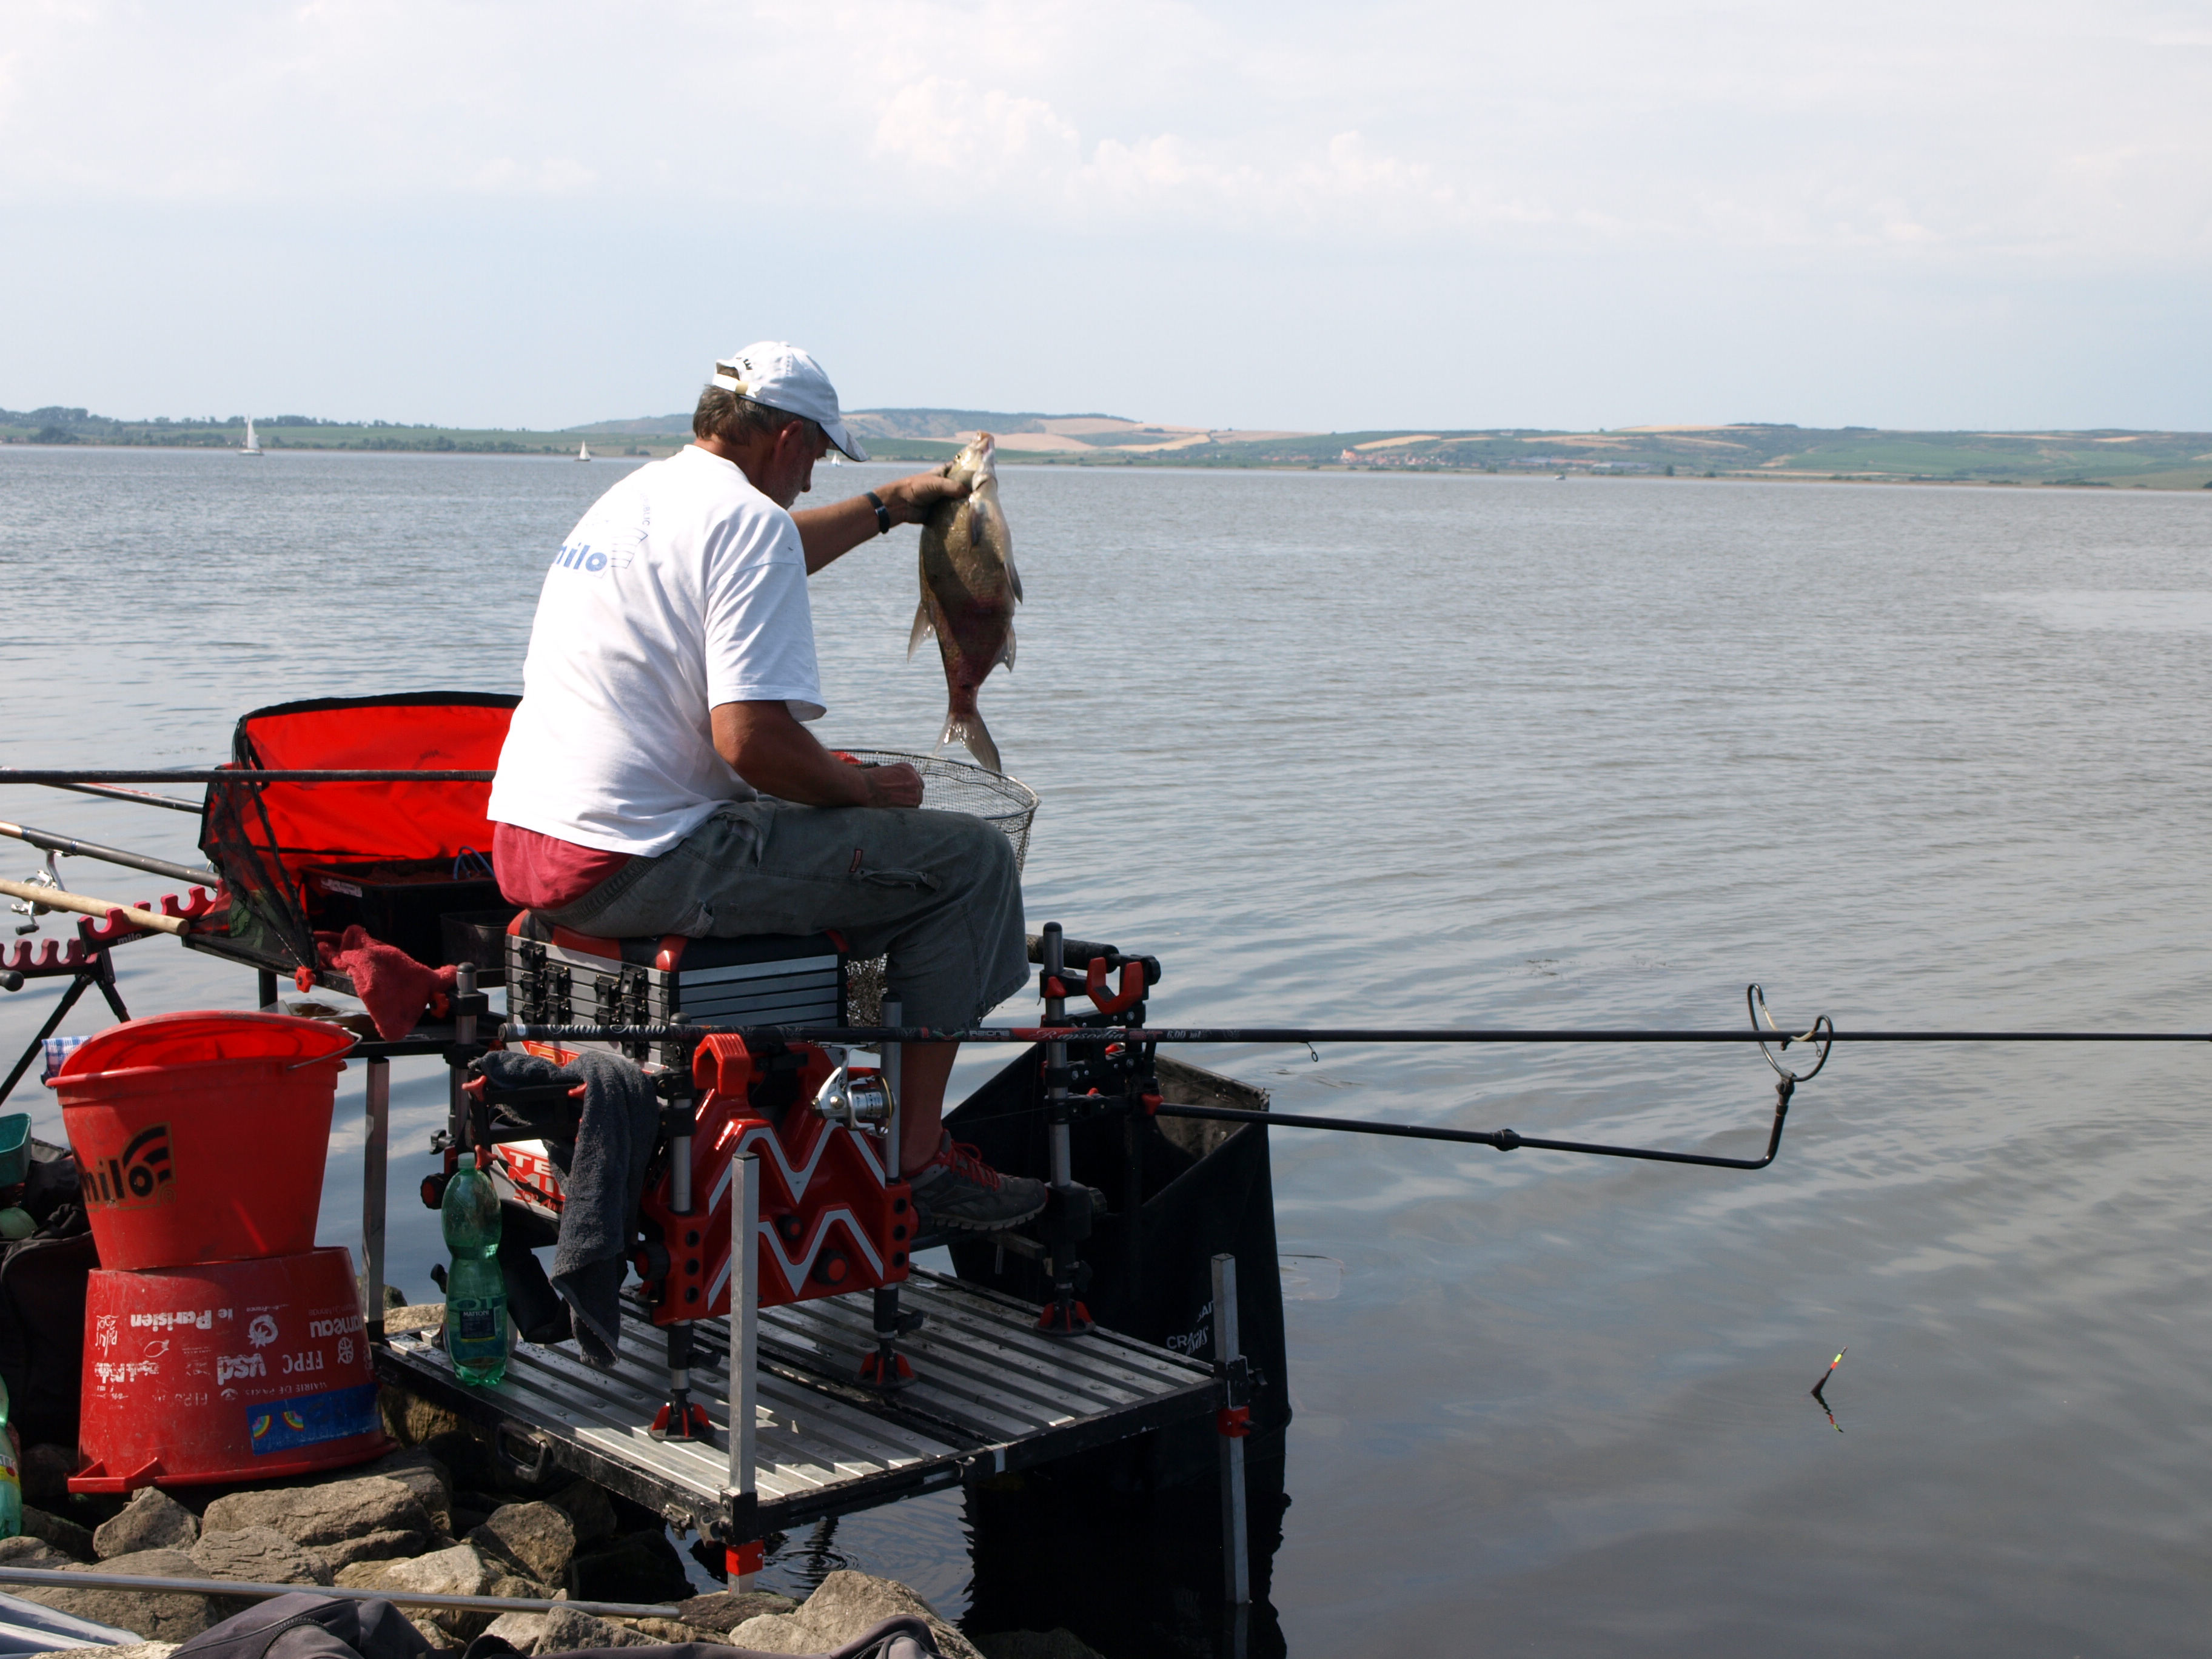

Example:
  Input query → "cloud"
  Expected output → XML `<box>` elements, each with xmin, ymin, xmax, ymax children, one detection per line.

<box><xmin>0</xmin><ymin>0</ymin><xmax>2205</xmax><ymax>272</ymax></box>
<box><xmin>870</xmin><ymin>77</ymin><xmax>1082</xmax><ymax>176</ymax></box>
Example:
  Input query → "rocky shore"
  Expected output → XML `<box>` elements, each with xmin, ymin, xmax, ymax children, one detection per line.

<box><xmin>0</xmin><ymin>1316</ymin><xmax>1102</xmax><ymax>1659</ymax></box>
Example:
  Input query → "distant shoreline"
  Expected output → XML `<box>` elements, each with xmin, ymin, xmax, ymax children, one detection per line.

<box><xmin>5</xmin><ymin>409</ymin><xmax>2208</xmax><ymax>490</ymax></box>
<box><xmin>5</xmin><ymin>440</ymin><xmax>2206</xmax><ymax>493</ymax></box>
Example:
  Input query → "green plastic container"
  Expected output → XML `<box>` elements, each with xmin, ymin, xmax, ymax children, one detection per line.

<box><xmin>0</xmin><ymin>1115</ymin><xmax>29</xmax><ymax>1188</ymax></box>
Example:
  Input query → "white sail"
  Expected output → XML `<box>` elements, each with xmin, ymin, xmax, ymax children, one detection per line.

<box><xmin>241</xmin><ymin>417</ymin><xmax>262</xmax><ymax>456</ymax></box>
<box><xmin>577</xmin><ymin>441</ymin><xmax>591</xmax><ymax>461</ymax></box>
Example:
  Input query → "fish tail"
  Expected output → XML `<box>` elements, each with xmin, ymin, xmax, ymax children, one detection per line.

<box><xmin>939</xmin><ymin>704</ymin><xmax>1002</xmax><ymax>774</ymax></box>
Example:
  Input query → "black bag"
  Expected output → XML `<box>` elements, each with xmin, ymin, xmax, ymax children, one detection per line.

<box><xmin>173</xmin><ymin>1593</ymin><xmax>943</xmax><ymax>1659</ymax></box>
<box><xmin>944</xmin><ymin>1047</ymin><xmax>1291</xmax><ymax>1487</ymax></box>
<box><xmin>0</xmin><ymin>1152</ymin><xmax>98</xmax><ymax>1447</ymax></box>
<box><xmin>167</xmin><ymin>1593</ymin><xmax>435</xmax><ymax>1659</ymax></box>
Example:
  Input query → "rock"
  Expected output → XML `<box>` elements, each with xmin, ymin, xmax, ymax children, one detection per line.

<box><xmin>451</xmin><ymin>1509</ymin><xmax>491</xmax><ymax>1538</ymax></box>
<box><xmin>385</xmin><ymin>1301</ymin><xmax>443</xmax><ymax>1335</ymax></box>
<box><xmin>19</xmin><ymin>1549</ymin><xmax>213</xmax><ymax>1643</ymax></box>
<box><xmin>347</xmin><ymin>1447</ymin><xmax>453</xmax><ymax>1533</ymax></box>
<box><xmin>383</xmin><ymin>1541</ymin><xmax>497</xmax><ymax>1641</ymax></box>
<box><xmin>201</xmin><ymin>1476</ymin><xmax>432</xmax><ymax>1549</ymax></box>
<box><xmin>545</xmin><ymin>1481</ymin><xmax>617</xmax><ymax>1547</ymax></box>
<box><xmin>304</xmin><ymin>1529</ymin><xmax>427</xmax><ymax>1576</ymax></box>
<box><xmin>21</xmin><ymin>1443</ymin><xmax>76</xmax><ymax>1504</ymax></box>
<box><xmin>974</xmin><ymin>1634</ymin><xmax>1108</xmax><ymax>1659</ymax></box>
<box><xmin>24</xmin><ymin>1644</ymin><xmax>178</xmax><ymax>1659</ymax></box>
<box><xmin>0</xmin><ymin>1533</ymin><xmax>75</xmax><ymax>1568</ymax></box>
<box><xmin>729</xmin><ymin>1572</ymin><xmax>982</xmax><ymax>1659</ymax></box>
<box><xmin>470</xmin><ymin>1502</ymin><xmax>576</xmax><ymax>1585</ymax></box>
<box><xmin>191</xmin><ymin>1526</ymin><xmax>335</xmax><ymax>1588</ymax></box>
<box><xmin>540</xmin><ymin>1605</ymin><xmax>650</xmax><ymax>1651</ymax></box>
<box><xmin>563</xmin><ymin>1530</ymin><xmax>689</xmax><ymax>1605</ymax></box>
<box><xmin>21</xmin><ymin>1504</ymin><xmax>96</xmax><ymax>1561</ymax></box>
<box><xmin>625</xmin><ymin>1618</ymin><xmax>716</xmax><ymax>1643</ymax></box>
<box><xmin>379</xmin><ymin>1381</ymin><xmax>463</xmax><ymax>1446</ymax></box>
<box><xmin>92</xmin><ymin>1489</ymin><xmax>199</xmax><ymax>1560</ymax></box>
<box><xmin>481</xmin><ymin>1612</ymin><xmax>550</xmax><ymax>1655</ymax></box>
<box><xmin>333</xmin><ymin>1560</ymin><xmax>401</xmax><ymax>1590</ymax></box>
<box><xmin>488</xmin><ymin>1574</ymin><xmax>549</xmax><ymax>1601</ymax></box>
<box><xmin>675</xmin><ymin>1590</ymin><xmax>799</xmax><ymax>1632</ymax></box>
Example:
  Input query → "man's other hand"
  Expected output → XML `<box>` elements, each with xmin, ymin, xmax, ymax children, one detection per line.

<box><xmin>880</xmin><ymin>464</ymin><xmax>971</xmax><ymax>525</ymax></box>
<box><xmin>714</xmin><ymin>701</ymin><xmax>929</xmax><ymax>809</ymax></box>
<box><xmin>861</xmin><ymin>762</ymin><xmax>925</xmax><ymax>808</ymax></box>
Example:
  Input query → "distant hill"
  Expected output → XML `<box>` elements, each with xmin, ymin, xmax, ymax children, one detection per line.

<box><xmin>561</xmin><ymin>408</ymin><xmax>1130</xmax><ymax>443</ymax></box>
<box><xmin>5</xmin><ymin>404</ymin><xmax>2207</xmax><ymax>487</ymax></box>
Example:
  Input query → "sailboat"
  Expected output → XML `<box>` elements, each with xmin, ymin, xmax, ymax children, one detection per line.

<box><xmin>241</xmin><ymin>418</ymin><xmax>263</xmax><ymax>457</ymax></box>
<box><xmin>577</xmin><ymin>440</ymin><xmax>592</xmax><ymax>462</ymax></box>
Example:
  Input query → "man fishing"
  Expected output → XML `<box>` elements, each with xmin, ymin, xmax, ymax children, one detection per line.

<box><xmin>488</xmin><ymin>341</ymin><xmax>1045</xmax><ymax>1232</ymax></box>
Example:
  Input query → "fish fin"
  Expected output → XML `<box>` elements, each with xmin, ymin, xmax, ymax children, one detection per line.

<box><xmin>997</xmin><ymin>622</ymin><xmax>1016</xmax><ymax>672</ymax></box>
<box><xmin>939</xmin><ymin>708</ymin><xmax>1002</xmax><ymax>774</ymax></box>
<box><xmin>906</xmin><ymin>601</ymin><xmax>934</xmax><ymax>660</ymax></box>
<box><xmin>1007</xmin><ymin>553</ymin><xmax>1024</xmax><ymax>605</ymax></box>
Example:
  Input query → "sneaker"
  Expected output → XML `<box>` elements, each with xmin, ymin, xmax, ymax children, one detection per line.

<box><xmin>908</xmin><ymin>1134</ymin><xmax>1048</xmax><ymax>1232</ymax></box>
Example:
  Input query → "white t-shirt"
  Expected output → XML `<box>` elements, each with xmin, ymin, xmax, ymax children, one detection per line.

<box><xmin>489</xmin><ymin>444</ymin><xmax>825</xmax><ymax>856</ymax></box>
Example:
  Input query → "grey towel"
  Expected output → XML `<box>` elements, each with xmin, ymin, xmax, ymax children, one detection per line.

<box><xmin>475</xmin><ymin>1046</ymin><xmax>658</xmax><ymax>1367</ymax></box>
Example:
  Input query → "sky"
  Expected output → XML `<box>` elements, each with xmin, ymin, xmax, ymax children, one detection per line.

<box><xmin>2</xmin><ymin>0</ymin><xmax>2208</xmax><ymax>432</ymax></box>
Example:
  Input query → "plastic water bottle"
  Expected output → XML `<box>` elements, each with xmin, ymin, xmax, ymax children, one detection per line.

<box><xmin>0</xmin><ymin>1373</ymin><xmax>22</xmax><ymax>1537</ymax></box>
<box><xmin>441</xmin><ymin>1153</ymin><xmax>507</xmax><ymax>1387</ymax></box>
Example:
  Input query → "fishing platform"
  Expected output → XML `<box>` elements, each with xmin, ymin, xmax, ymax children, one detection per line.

<box><xmin>2</xmin><ymin>692</ymin><xmax>1278</xmax><ymax>1615</ymax></box>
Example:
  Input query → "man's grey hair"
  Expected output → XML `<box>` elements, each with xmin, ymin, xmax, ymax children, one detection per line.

<box><xmin>693</xmin><ymin>384</ymin><xmax>816</xmax><ymax>446</ymax></box>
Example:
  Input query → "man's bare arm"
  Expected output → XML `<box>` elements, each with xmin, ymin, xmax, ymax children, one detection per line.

<box><xmin>790</xmin><ymin>468</ymin><xmax>970</xmax><ymax>575</ymax></box>
<box><xmin>711</xmin><ymin>702</ymin><xmax>923</xmax><ymax>807</ymax></box>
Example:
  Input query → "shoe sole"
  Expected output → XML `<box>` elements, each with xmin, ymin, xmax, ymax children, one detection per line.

<box><xmin>923</xmin><ymin>1198</ymin><xmax>1047</xmax><ymax>1232</ymax></box>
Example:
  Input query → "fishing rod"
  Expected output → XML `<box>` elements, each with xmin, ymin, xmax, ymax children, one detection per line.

<box><xmin>0</xmin><ymin>768</ymin><xmax>494</xmax><ymax>784</ymax></box>
<box><xmin>505</xmin><ymin>990</ymin><xmax>1832</xmax><ymax>1170</ymax></box>
<box><xmin>505</xmin><ymin>1022</ymin><xmax>2211</xmax><ymax>1046</ymax></box>
<box><xmin>0</xmin><ymin>817</ymin><xmax>221</xmax><ymax>887</ymax></box>
<box><xmin>53</xmin><ymin>780</ymin><xmax>206</xmax><ymax>813</ymax></box>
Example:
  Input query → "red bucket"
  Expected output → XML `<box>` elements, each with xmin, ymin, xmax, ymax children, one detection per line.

<box><xmin>49</xmin><ymin>1012</ymin><xmax>354</xmax><ymax>1271</ymax></box>
<box><xmin>72</xmin><ymin>1245</ymin><xmax>390</xmax><ymax>1490</ymax></box>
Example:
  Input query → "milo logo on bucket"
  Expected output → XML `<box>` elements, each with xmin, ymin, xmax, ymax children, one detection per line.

<box><xmin>81</xmin><ymin>1124</ymin><xmax>175</xmax><ymax>1208</ymax></box>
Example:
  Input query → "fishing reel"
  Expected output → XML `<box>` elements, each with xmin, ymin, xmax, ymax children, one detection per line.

<box><xmin>811</xmin><ymin>1057</ymin><xmax>892</xmax><ymax>1127</ymax></box>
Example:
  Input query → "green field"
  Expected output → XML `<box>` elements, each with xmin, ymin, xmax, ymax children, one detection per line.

<box><xmin>7</xmin><ymin>404</ymin><xmax>2208</xmax><ymax>488</ymax></box>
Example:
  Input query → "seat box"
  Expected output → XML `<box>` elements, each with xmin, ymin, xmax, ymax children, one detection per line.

<box><xmin>504</xmin><ymin>912</ymin><xmax>844</xmax><ymax>1059</ymax></box>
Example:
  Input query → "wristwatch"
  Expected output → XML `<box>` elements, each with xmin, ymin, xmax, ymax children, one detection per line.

<box><xmin>865</xmin><ymin>491</ymin><xmax>893</xmax><ymax>537</ymax></box>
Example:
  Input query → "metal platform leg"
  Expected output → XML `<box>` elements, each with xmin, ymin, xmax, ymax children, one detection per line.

<box><xmin>860</xmin><ymin>999</ymin><xmax>918</xmax><ymax>1390</ymax></box>
<box><xmin>653</xmin><ymin>1060</ymin><xmax>712</xmax><ymax>1441</ymax></box>
<box><xmin>361</xmin><ymin>1057</ymin><xmax>390</xmax><ymax>1339</ymax></box>
<box><xmin>1037</xmin><ymin>926</ymin><xmax>1094</xmax><ymax>1336</ymax></box>
<box><xmin>1212</xmin><ymin>1253</ymin><xmax>1251</xmax><ymax>1614</ymax></box>
<box><xmin>725</xmin><ymin>1152</ymin><xmax>762</xmax><ymax>1589</ymax></box>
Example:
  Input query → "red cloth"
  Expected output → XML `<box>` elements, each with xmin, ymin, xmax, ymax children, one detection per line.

<box><xmin>306</xmin><ymin>925</ymin><xmax>458</xmax><ymax>1041</ymax></box>
<box><xmin>492</xmin><ymin>822</ymin><xmax>631</xmax><ymax>911</ymax></box>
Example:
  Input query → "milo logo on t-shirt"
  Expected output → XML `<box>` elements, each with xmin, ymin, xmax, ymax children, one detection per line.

<box><xmin>551</xmin><ymin>495</ymin><xmax>648</xmax><ymax>575</ymax></box>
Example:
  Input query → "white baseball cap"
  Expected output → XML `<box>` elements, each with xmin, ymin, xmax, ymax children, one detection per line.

<box><xmin>711</xmin><ymin>341</ymin><xmax>870</xmax><ymax>462</ymax></box>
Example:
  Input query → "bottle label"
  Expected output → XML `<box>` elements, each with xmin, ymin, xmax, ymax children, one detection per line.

<box><xmin>456</xmin><ymin>1308</ymin><xmax>498</xmax><ymax>1342</ymax></box>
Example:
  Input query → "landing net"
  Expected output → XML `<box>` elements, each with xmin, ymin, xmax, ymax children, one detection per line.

<box><xmin>837</xmin><ymin>749</ymin><xmax>1039</xmax><ymax>1029</ymax></box>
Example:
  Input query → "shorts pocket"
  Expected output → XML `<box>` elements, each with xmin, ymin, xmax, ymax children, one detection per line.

<box><xmin>857</xmin><ymin>866</ymin><xmax>939</xmax><ymax>893</ymax></box>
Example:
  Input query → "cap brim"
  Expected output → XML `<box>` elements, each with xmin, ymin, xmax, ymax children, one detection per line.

<box><xmin>820</xmin><ymin>417</ymin><xmax>868</xmax><ymax>463</ymax></box>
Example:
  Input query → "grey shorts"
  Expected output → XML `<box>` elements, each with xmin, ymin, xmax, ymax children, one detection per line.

<box><xmin>543</xmin><ymin>801</ymin><xmax>1029</xmax><ymax>1031</ymax></box>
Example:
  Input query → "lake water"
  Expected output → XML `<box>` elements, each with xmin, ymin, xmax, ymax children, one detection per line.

<box><xmin>5</xmin><ymin>446</ymin><xmax>2212</xmax><ymax>1654</ymax></box>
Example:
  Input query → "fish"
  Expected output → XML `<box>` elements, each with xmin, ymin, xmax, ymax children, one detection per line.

<box><xmin>909</xmin><ymin>432</ymin><xmax>1021</xmax><ymax>772</ymax></box>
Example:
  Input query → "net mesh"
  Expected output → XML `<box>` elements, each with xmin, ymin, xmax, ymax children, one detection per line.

<box><xmin>836</xmin><ymin>749</ymin><xmax>1039</xmax><ymax>871</ymax></box>
<box><xmin>836</xmin><ymin>749</ymin><xmax>1039</xmax><ymax>1028</ymax></box>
